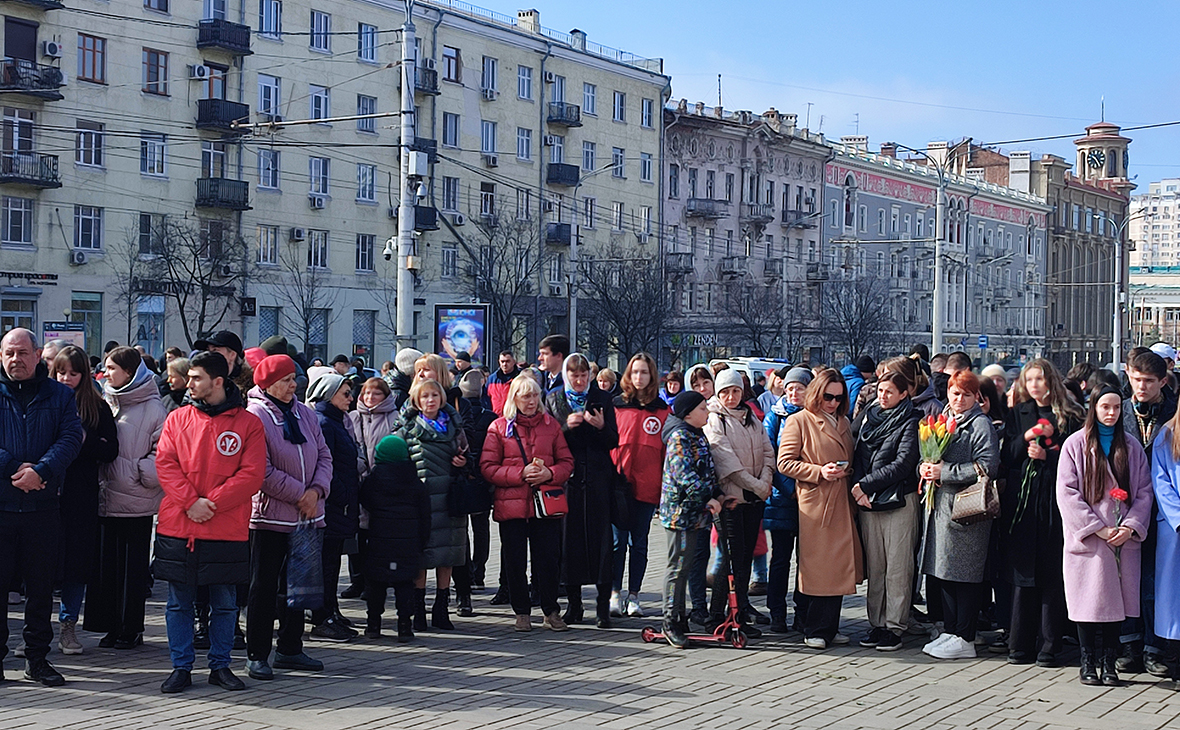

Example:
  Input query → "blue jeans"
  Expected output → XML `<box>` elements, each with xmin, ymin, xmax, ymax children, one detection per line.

<box><xmin>166</xmin><ymin>582</ymin><xmax>236</xmax><ymax>671</ymax></box>
<box><xmin>612</xmin><ymin>502</ymin><xmax>656</xmax><ymax>595</ymax></box>
<box><xmin>59</xmin><ymin>581</ymin><xmax>85</xmax><ymax>623</ymax></box>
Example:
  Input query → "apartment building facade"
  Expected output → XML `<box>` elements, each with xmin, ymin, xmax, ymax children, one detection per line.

<box><xmin>1129</xmin><ymin>178</ymin><xmax>1180</xmax><ymax>268</ymax></box>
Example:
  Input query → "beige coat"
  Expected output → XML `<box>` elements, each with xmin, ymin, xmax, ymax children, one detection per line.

<box><xmin>704</xmin><ymin>398</ymin><xmax>775</xmax><ymax>503</ymax></box>
<box><xmin>777</xmin><ymin>408</ymin><xmax>864</xmax><ymax>596</ymax></box>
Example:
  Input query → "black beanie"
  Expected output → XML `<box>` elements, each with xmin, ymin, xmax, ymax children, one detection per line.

<box><xmin>672</xmin><ymin>390</ymin><xmax>706</xmax><ymax>419</ymax></box>
<box><xmin>855</xmin><ymin>355</ymin><xmax>876</xmax><ymax>374</ymax></box>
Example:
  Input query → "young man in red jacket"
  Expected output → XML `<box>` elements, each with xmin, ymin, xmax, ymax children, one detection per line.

<box><xmin>152</xmin><ymin>351</ymin><xmax>266</xmax><ymax>694</ymax></box>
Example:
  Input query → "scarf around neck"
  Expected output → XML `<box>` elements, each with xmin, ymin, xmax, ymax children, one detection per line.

<box><xmin>859</xmin><ymin>397</ymin><xmax>914</xmax><ymax>449</ymax></box>
<box><xmin>565</xmin><ymin>387</ymin><xmax>588</xmax><ymax>413</ymax></box>
<box><xmin>420</xmin><ymin>408</ymin><xmax>450</xmax><ymax>434</ymax></box>
<box><xmin>265</xmin><ymin>393</ymin><xmax>306</xmax><ymax>445</ymax></box>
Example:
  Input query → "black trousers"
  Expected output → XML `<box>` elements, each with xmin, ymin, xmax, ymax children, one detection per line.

<box><xmin>84</xmin><ymin>516</ymin><xmax>152</xmax><ymax>637</ymax></box>
<box><xmin>0</xmin><ymin>509</ymin><xmax>59</xmax><ymax>662</ymax></box>
<box><xmin>365</xmin><ymin>580</ymin><xmax>414</xmax><ymax>622</ymax></box>
<box><xmin>799</xmin><ymin>593</ymin><xmax>842</xmax><ymax>642</ymax></box>
<box><xmin>499</xmin><ymin>518</ymin><xmax>561</xmax><ymax>616</ymax></box>
<box><xmin>347</xmin><ymin>528</ymin><xmax>369</xmax><ymax>589</ymax></box>
<box><xmin>1078</xmin><ymin>622</ymin><xmax>1121</xmax><ymax>653</ymax></box>
<box><xmin>470</xmin><ymin>511</ymin><xmax>491</xmax><ymax>584</ymax></box>
<box><xmin>709</xmin><ymin>502</ymin><xmax>765</xmax><ymax>620</ymax></box>
<box><xmin>311</xmin><ymin>534</ymin><xmax>346</xmax><ymax>624</ymax></box>
<box><xmin>246</xmin><ymin>529</ymin><xmax>305</xmax><ymax>661</ymax></box>
<box><xmin>1010</xmin><ymin>583</ymin><xmax>1066</xmax><ymax>656</ymax></box>
<box><xmin>939</xmin><ymin>579</ymin><xmax>982</xmax><ymax>642</ymax></box>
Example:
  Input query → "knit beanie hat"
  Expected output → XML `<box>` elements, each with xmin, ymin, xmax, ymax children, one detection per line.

<box><xmin>672</xmin><ymin>390</ymin><xmax>707</xmax><ymax>420</ymax></box>
<box><xmin>306</xmin><ymin>370</ymin><xmax>346</xmax><ymax>404</ymax></box>
<box><xmin>259</xmin><ymin>336</ymin><xmax>289</xmax><ymax>356</ymax></box>
<box><xmin>375</xmin><ymin>434</ymin><xmax>410</xmax><ymax>464</ymax></box>
<box><xmin>855</xmin><ymin>355</ymin><xmax>876</xmax><ymax>374</ymax></box>
<box><xmin>714</xmin><ymin>368</ymin><xmax>744</xmax><ymax>394</ymax></box>
<box><xmin>782</xmin><ymin>367</ymin><xmax>813</xmax><ymax>387</ymax></box>
<box><xmin>395</xmin><ymin>347</ymin><xmax>424</xmax><ymax>376</ymax></box>
<box><xmin>458</xmin><ymin>368</ymin><xmax>485</xmax><ymax>399</ymax></box>
<box><xmin>254</xmin><ymin>354</ymin><xmax>296</xmax><ymax>390</ymax></box>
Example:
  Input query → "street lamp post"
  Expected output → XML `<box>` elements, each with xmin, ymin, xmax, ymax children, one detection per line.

<box><xmin>395</xmin><ymin>0</ymin><xmax>418</xmax><ymax>349</ymax></box>
<box><xmin>1095</xmin><ymin>209</ymin><xmax>1150</xmax><ymax>372</ymax></box>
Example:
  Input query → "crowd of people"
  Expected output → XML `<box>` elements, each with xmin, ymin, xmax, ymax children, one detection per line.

<box><xmin>5</xmin><ymin>324</ymin><xmax>1180</xmax><ymax>693</ymax></box>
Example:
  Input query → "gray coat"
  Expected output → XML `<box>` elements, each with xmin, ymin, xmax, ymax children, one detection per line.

<box><xmin>920</xmin><ymin>404</ymin><xmax>1001</xmax><ymax>583</ymax></box>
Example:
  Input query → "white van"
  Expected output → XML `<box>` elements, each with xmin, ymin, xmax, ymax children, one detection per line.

<box><xmin>707</xmin><ymin>357</ymin><xmax>794</xmax><ymax>384</ymax></box>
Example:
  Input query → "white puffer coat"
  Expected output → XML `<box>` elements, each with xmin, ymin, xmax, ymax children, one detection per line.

<box><xmin>99</xmin><ymin>362</ymin><xmax>166</xmax><ymax>517</ymax></box>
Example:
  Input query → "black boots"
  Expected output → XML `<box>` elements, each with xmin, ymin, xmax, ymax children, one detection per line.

<box><xmin>595</xmin><ymin>593</ymin><xmax>611</xmax><ymax>629</ymax></box>
<box><xmin>413</xmin><ymin>588</ymin><xmax>428</xmax><ymax>632</ymax></box>
<box><xmin>1101</xmin><ymin>647</ymin><xmax>1122</xmax><ymax>686</ymax></box>
<box><xmin>397</xmin><ymin>615</ymin><xmax>414</xmax><ymax>642</ymax></box>
<box><xmin>432</xmin><ymin>588</ymin><xmax>454</xmax><ymax>630</ymax></box>
<box><xmin>456</xmin><ymin>590</ymin><xmax>474</xmax><ymax>618</ymax></box>
<box><xmin>563</xmin><ymin>589</ymin><xmax>584</xmax><ymax>625</ymax></box>
<box><xmin>1080</xmin><ymin>647</ymin><xmax>1101</xmax><ymax>685</ymax></box>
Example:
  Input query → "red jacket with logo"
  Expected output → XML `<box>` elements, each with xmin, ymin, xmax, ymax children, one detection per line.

<box><xmin>612</xmin><ymin>396</ymin><xmax>669</xmax><ymax>505</ymax></box>
<box><xmin>155</xmin><ymin>403</ymin><xmax>266</xmax><ymax>543</ymax></box>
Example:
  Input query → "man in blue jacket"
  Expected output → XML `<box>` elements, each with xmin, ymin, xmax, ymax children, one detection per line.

<box><xmin>0</xmin><ymin>328</ymin><xmax>83</xmax><ymax>686</ymax></box>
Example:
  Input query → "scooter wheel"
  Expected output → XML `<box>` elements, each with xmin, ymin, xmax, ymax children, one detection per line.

<box><xmin>729</xmin><ymin>629</ymin><xmax>747</xmax><ymax>649</ymax></box>
<box><xmin>640</xmin><ymin>626</ymin><xmax>658</xmax><ymax>643</ymax></box>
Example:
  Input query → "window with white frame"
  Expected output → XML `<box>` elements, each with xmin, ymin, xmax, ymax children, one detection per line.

<box><xmin>258</xmin><ymin>74</ymin><xmax>281</xmax><ymax>117</ymax></box>
<box><xmin>480</xmin><ymin>120</ymin><xmax>496</xmax><ymax>154</ymax></box>
<box><xmin>549</xmin><ymin>135</ymin><xmax>563</xmax><ymax>164</ymax></box>
<box><xmin>76</xmin><ymin>120</ymin><xmax>104</xmax><ymax>167</ymax></box>
<box><xmin>516</xmin><ymin>188</ymin><xmax>531</xmax><ymax>220</ymax></box>
<box><xmin>138</xmin><ymin>213</ymin><xmax>163</xmax><ymax>255</ymax></box>
<box><xmin>74</xmin><ymin>205</ymin><xmax>102</xmax><ymax>249</ymax></box>
<box><xmin>612</xmin><ymin>91</ymin><xmax>626</xmax><ymax>122</ymax></box>
<box><xmin>201</xmin><ymin>141</ymin><xmax>226</xmax><ymax>178</ymax></box>
<box><xmin>310</xmin><ymin>85</ymin><xmax>330</xmax><ymax>121</ymax></box>
<box><xmin>1</xmin><ymin>197</ymin><xmax>33</xmax><ymax>247</ymax></box>
<box><xmin>640</xmin><ymin>153</ymin><xmax>652</xmax><ymax>182</ymax></box>
<box><xmin>481</xmin><ymin>56</ymin><xmax>498</xmax><ymax>92</ymax></box>
<box><xmin>550</xmin><ymin>75</ymin><xmax>565</xmax><ymax>103</ymax></box>
<box><xmin>356</xmin><ymin>163</ymin><xmax>376</xmax><ymax>201</ymax></box>
<box><xmin>257</xmin><ymin>224</ymin><xmax>278</xmax><ymax>264</ymax></box>
<box><xmin>259</xmin><ymin>0</ymin><xmax>282</xmax><ymax>38</ymax></box>
<box><xmin>517</xmin><ymin>65</ymin><xmax>532</xmax><ymax>100</ymax></box>
<box><xmin>583</xmin><ymin>198</ymin><xmax>595</xmax><ymax>228</ymax></box>
<box><xmin>307</xmin><ymin>229</ymin><xmax>329</xmax><ymax>268</ymax></box>
<box><xmin>310</xmin><ymin>10</ymin><xmax>331</xmax><ymax>51</ymax></box>
<box><xmin>441</xmin><ymin>245</ymin><xmax>457</xmax><ymax>278</ymax></box>
<box><xmin>309</xmin><ymin>157</ymin><xmax>329</xmax><ymax>195</ymax></box>
<box><xmin>442</xmin><ymin>112</ymin><xmax>459</xmax><ymax>147</ymax></box>
<box><xmin>641</xmin><ymin>98</ymin><xmax>654</xmax><ymax>128</ymax></box>
<box><xmin>582</xmin><ymin>141</ymin><xmax>595</xmax><ymax>171</ymax></box>
<box><xmin>548</xmin><ymin>253</ymin><xmax>563</xmax><ymax>284</ymax></box>
<box><xmin>258</xmin><ymin>148</ymin><xmax>280</xmax><ymax>188</ymax></box>
<box><xmin>516</xmin><ymin>127</ymin><xmax>531</xmax><ymax>160</ymax></box>
<box><xmin>355</xmin><ymin>233</ymin><xmax>374</xmax><ymax>271</ymax></box>
<box><xmin>139</xmin><ymin>133</ymin><xmax>166</xmax><ymax>176</ymax></box>
<box><xmin>479</xmin><ymin>182</ymin><xmax>495</xmax><ymax>216</ymax></box>
<box><xmin>356</xmin><ymin>95</ymin><xmax>376</xmax><ymax>132</ymax></box>
<box><xmin>357</xmin><ymin>23</ymin><xmax>377</xmax><ymax>62</ymax></box>
<box><xmin>612</xmin><ymin>201</ymin><xmax>624</xmax><ymax>230</ymax></box>
<box><xmin>640</xmin><ymin>205</ymin><xmax>652</xmax><ymax>233</ymax></box>
<box><xmin>611</xmin><ymin>147</ymin><xmax>624</xmax><ymax>178</ymax></box>
<box><xmin>442</xmin><ymin>176</ymin><xmax>459</xmax><ymax>211</ymax></box>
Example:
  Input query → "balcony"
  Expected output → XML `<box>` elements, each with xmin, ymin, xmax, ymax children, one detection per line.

<box><xmin>763</xmin><ymin>259</ymin><xmax>783</xmax><ymax>280</ymax></box>
<box><xmin>781</xmin><ymin>209</ymin><xmax>817</xmax><ymax>228</ymax></box>
<box><xmin>1051</xmin><ymin>225</ymin><xmax>1067</xmax><ymax>236</ymax></box>
<box><xmin>196</xmin><ymin>99</ymin><xmax>250</xmax><ymax>134</ymax></box>
<box><xmin>665</xmin><ymin>251</ymin><xmax>694</xmax><ymax>274</ymax></box>
<box><xmin>196</xmin><ymin>177</ymin><xmax>250</xmax><ymax>210</ymax></box>
<box><xmin>685</xmin><ymin>198</ymin><xmax>727</xmax><ymax>219</ymax></box>
<box><xmin>721</xmin><ymin>255</ymin><xmax>749</xmax><ymax>278</ymax></box>
<box><xmin>0</xmin><ymin>152</ymin><xmax>60</xmax><ymax>188</ymax></box>
<box><xmin>806</xmin><ymin>263</ymin><xmax>829</xmax><ymax>282</ymax></box>
<box><xmin>197</xmin><ymin>19</ymin><xmax>253</xmax><ymax>56</ymax></box>
<box><xmin>546</xmin><ymin>163</ymin><xmax>579</xmax><ymax>187</ymax></box>
<box><xmin>414</xmin><ymin>67</ymin><xmax>439</xmax><ymax>95</ymax></box>
<box><xmin>0</xmin><ymin>58</ymin><xmax>65</xmax><ymax>100</ymax></box>
<box><xmin>546</xmin><ymin>222</ymin><xmax>572</xmax><ymax>245</ymax></box>
<box><xmin>414</xmin><ymin>205</ymin><xmax>439</xmax><ymax>231</ymax></box>
<box><xmin>2</xmin><ymin>0</ymin><xmax>64</xmax><ymax>9</ymax></box>
<box><xmin>546</xmin><ymin>102</ymin><xmax>582</xmax><ymax>127</ymax></box>
<box><xmin>741</xmin><ymin>203</ymin><xmax>775</xmax><ymax>224</ymax></box>
<box><xmin>409</xmin><ymin>137</ymin><xmax>439</xmax><ymax>163</ymax></box>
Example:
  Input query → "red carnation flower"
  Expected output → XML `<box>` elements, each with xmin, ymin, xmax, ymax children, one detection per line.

<box><xmin>1110</xmin><ymin>488</ymin><xmax>1129</xmax><ymax>502</ymax></box>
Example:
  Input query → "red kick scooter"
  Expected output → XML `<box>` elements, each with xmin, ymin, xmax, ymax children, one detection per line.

<box><xmin>640</xmin><ymin>574</ymin><xmax>748</xmax><ymax>649</ymax></box>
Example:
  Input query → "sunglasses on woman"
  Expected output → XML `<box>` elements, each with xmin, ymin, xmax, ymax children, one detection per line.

<box><xmin>822</xmin><ymin>392</ymin><xmax>845</xmax><ymax>402</ymax></box>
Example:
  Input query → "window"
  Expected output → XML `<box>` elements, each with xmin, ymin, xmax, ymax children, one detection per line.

<box><xmin>726</xmin><ymin>173</ymin><xmax>734</xmax><ymax>202</ymax></box>
<box><xmin>613</xmin><ymin>91</ymin><xmax>626</xmax><ymax>122</ymax></box>
<box><xmin>640</xmin><ymin>153</ymin><xmax>653</xmax><ymax>182</ymax></box>
<box><xmin>516</xmin><ymin>188</ymin><xmax>531</xmax><ymax>219</ymax></box>
<box><xmin>442</xmin><ymin>176</ymin><xmax>459</xmax><ymax>211</ymax></box>
<box><xmin>480</xmin><ymin>182</ymin><xmax>495</xmax><ymax>216</ymax></box>
<box><xmin>78</xmin><ymin>34</ymin><xmax>106</xmax><ymax>84</ymax></box>
<box><xmin>480</xmin><ymin>120</ymin><xmax>496</xmax><ymax>154</ymax></box>
<box><xmin>640</xmin><ymin>205</ymin><xmax>652</xmax><ymax>233</ymax></box>
<box><xmin>145</xmin><ymin>0</ymin><xmax>168</xmax><ymax>11</ymax></box>
<box><xmin>668</xmin><ymin>164</ymin><xmax>679</xmax><ymax>198</ymax></box>
<box><xmin>75</xmin><ymin>120</ymin><xmax>103</xmax><ymax>167</ymax></box>
<box><xmin>582</xmin><ymin>141</ymin><xmax>596</xmax><ymax>172</ymax></box>
<box><xmin>310</xmin><ymin>10</ymin><xmax>331</xmax><ymax>52</ymax></box>
<box><xmin>876</xmin><ymin>208</ymin><xmax>885</xmax><ymax>235</ymax></box>
<box><xmin>441</xmin><ymin>245</ymin><xmax>457</xmax><ymax>278</ymax></box>
<box><xmin>69</xmin><ymin>292</ymin><xmax>103</xmax><ymax>356</ymax></box>
<box><xmin>356</xmin><ymin>95</ymin><xmax>376</xmax><ymax>132</ymax></box>
<box><xmin>517</xmin><ymin>65</ymin><xmax>532</xmax><ymax>100</ymax></box>
<box><xmin>258</xmin><ymin>74</ymin><xmax>281</xmax><ymax>117</ymax></box>
<box><xmin>612</xmin><ymin>201</ymin><xmax>624</xmax><ymax>230</ymax></box>
<box><xmin>706</xmin><ymin>171</ymin><xmax>716</xmax><ymax>199</ymax></box>
<box><xmin>307</xmin><ymin>308</ymin><xmax>329</xmax><ymax>361</ymax></box>
<box><xmin>357</xmin><ymin>23</ymin><xmax>377</xmax><ymax>62</ymax></box>
<box><xmin>1</xmin><ymin>197</ymin><xmax>33</xmax><ymax>246</ymax></box>
<box><xmin>583</xmin><ymin>83</ymin><xmax>596</xmax><ymax>115</ymax></box>
<box><xmin>199</xmin><ymin>220</ymin><xmax>227</xmax><ymax>259</ymax></box>
<box><xmin>611</xmin><ymin>147</ymin><xmax>625</xmax><ymax>178</ymax></box>
<box><xmin>259</xmin><ymin>0</ymin><xmax>282</xmax><ymax>38</ymax></box>
<box><xmin>257</xmin><ymin>224</ymin><xmax>278</xmax><ymax>264</ymax></box>
<box><xmin>309</xmin><ymin>157</ymin><xmax>329</xmax><ymax>195</ymax></box>
<box><xmin>516</xmin><ymin>127</ymin><xmax>531</xmax><ymax>161</ymax></box>
<box><xmin>139</xmin><ymin>133</ymin><xmax>166</xmax><ymax>176</ymax></box>
<box><xmin>442</xmin><ymin>112</ymin><xmax>459</xmax><ymax>147</ymax></box>
<box><xmin>259</xmin><ymin>306</ymin><xmax>281</xmax><ymax>340</ymax></box>
<box><xmin>355</xmin><ymin>233</ymin><xmax>374</xmax><ymax>271</ymax></box>
<box><xmin>201</xmin><ymin>141</ymin><xmax>226</xmax><ymax>178</ymax></box>
<box><xmin>687</xmin><ymin>168</ymin><xmax>697</xmax><ymax>198</ymax></box>
<box><xmin>442</xmin><ymin>46</ymin><xmax>460</xmax><ymax>82</ymax></box>
<box><xmin>74</xmin><ymin>205</ymin><xmax>102</xmax><ymax>249</ymax></box>
<box><xmin>142</xmin><ymin>48</ymin><xmax>168</xmax><ymax>95</ymax></box>
<box><xmin>583</xmin><ymin>198</ymin><xmax>595</xmax><ymax>228</ymax></box>
<box><xmin>548</xmin><ymin>254</ymin><xmax>563</xmax><ymax>285</ymax></box>
<box><xmin>641</xmin><ymin>98</ymin><xmax>654</xmax><ymax>128</ymax></box>
<box><xmin>356</xmin><ymin>163</ymin><xmax>376</xmax><ymax>201</ymax></box>
<box><xmin>550</xmin><ymin>74</ymin><xmax>565</xmax><ymax>103</ymax></box>
<box><xmin>481</xmin><ymin>56</ymin><xmax>498</xmax><ymax>92</ymax></box>
<box><xmin>307</xmin><ymin>229</ymin><xmax>329</xmax><ymax>268</ymax></box>
<box><xmin>310</xmin><ymin>85</ymin><xmax>330</xmax><ymax>121</ymax></box>
<box><xmin>549</xmin><ymin>135</ymin><xmax>563</xmax><ymax>164</ymax></box>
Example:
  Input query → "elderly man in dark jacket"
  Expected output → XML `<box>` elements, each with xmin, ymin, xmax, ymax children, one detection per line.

<box><xmin>0</xmin><ymin>328</ymin><xmax>83</xmax><ymax>686</ymax></box>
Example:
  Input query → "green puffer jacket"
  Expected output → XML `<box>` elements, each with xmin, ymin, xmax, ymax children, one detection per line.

<box><xmin>397</xmin><ymin>402</ymin><xmax>469</xmax><ymax>569</ymax></box>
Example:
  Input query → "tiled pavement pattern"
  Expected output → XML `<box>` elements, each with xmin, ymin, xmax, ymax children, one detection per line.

<box><xmin>4</xmin><ymin>533</ymin><xmax>1180</xmax><ymax>730</ymax></box>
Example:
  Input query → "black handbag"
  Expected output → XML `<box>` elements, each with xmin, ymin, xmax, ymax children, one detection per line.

<box><xmin>448</xmin><ymin>467</ymin><xmax>494</xmax><ymax>516</ymax></box>
<box><xmin>865</xmin><ymin>482</ymin><xmax>906</xmax><ymax>512</ymax></box>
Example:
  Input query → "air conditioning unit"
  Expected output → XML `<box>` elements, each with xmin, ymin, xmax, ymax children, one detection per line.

<box><xmin>544</xmin><ymin>71</ymin><xmax>556</xmax><ymax>83</ymax></box>
<box><xmin>483</xmin><ymin>153</ymin><xmax>498</xmax><ymax>168</ymax></box>
<box><xmin>543</xmin><ymin>135</ymin><xmax>559</xmax><ymax>147</ymax></box>
<box><xmin>69</xmin><ymin>249</ymin><xmax>89</xmax><ymax>266</ymax></box>
<box><xmin>42</xmin><ymin>40</ymin><xmax>62</xmax><ymax>59</ymax></box>
<box><xmin>218</xmin><ymin>264</ymin><xmax>233</xmax><ymax>277</ymax></box>
<box><xmin>190</xmin><ymin>64</ymin><xmax>212</xmax><ymax>80</ymax></box>
<box><xmin>309</xmin><ymin>195</ymin><xmax>325</xmax><ymax>209</ymax></box>
<box><xmin>452</xmin><ymin>213</ymin><xmax>466</xmax><ymax>226</ymax></box>
<box><xmin>387</xmin><ymin>207</ymin><xmax>399</xmax><ymax>220</ymax></box>
<box><xmin>289</xmin><ymin>227</ymin><xmax>306</xmax><ymax>241</ymax></box>
<box><xmin>420</xmin><ymin>58</ymin><xmax>436</xmax><ymax>71</ymax></box>
<box><xmin>542</xmin><ymin>200</ymin><xmax>555</xmax><ymax>213</ymax></box>
<box><xmin>481</xmin><ymin>87</ymin><xmax>497</xmax><ymax>101</ymax></box>
<box><xmin>636</xmin><ymin>233</ymin><xmax>651</xmax><ymax>244</ymax></box>
<box><xmin>548</xmin><ymin>283</ymin><xmax>564</xmax><ymax>297</ymax></box>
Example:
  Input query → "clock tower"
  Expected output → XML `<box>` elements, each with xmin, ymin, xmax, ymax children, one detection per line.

<box><xmin>1074</xmin><ymin>121</ymin><xmax>1133</xmax><ymax>194</ymax></box>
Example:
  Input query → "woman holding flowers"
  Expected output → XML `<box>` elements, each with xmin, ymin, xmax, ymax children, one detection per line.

<box><xmin>1001</xmin><ymin>358</ymin><xmax>1084</xmax><ymax>667</ymax></box>
<box><xmin>918</xmin><ymin>370</ymin><xmax>1000</xmax><ymax>660</ymax></box>
<box><xmin>1057</xmin><ymin>387</ymin><xmax>1152</xmax><ymax>687</ymax></box>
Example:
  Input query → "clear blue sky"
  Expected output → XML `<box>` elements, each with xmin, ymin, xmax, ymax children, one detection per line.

<box><xmin>533</xmin><ymin>0</ymin><xmax>1180</xmax><ymax>185</ymax></box>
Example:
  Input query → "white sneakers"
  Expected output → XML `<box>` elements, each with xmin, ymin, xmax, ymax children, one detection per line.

<box><xmin>804</xmin><ymin>637</ymin><xmax>827</xmax><ymax>649</ymax></box>
<box><xmin>609</xmin><ymin>591</ymin><xmax>624</xmax><ymax>618</ymax></box>
<box><xmin>831</xmin><ymin>633</ymin><xmax>850</xmax><ymax>646</ymax></box>
<box><xmin>625</xmin><ymin>593</ymin><xmax>644</xmax><ymax>618</ymax></box>
<box><xmin>923</xmin><ymin>633</ymin><xmax>977</xmax><ymax>660</ymax></box>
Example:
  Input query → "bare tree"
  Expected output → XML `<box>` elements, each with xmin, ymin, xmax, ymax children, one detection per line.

<box><xmin>105</xmin><ymin>227</ymin><xmax>151</xmax><ymax>344</ymax></box>
<box><xmin>721</xmin><ymin>279</ymin><xmax>783</xmax><ymax>356</ymax></box>
<box><xmin>267</xmin><ymin>238</ymin><xmax>342</xmax><ymax>357</ymax></box>
<box><xmin>577</xmin><ymin>243</ymin><xmax>671</xmax><ymax>361</ymax></box>
<box><xmin>822</xmin><ymin>275</ymin><xmax>897</xmax><ymax>362</ymax></box>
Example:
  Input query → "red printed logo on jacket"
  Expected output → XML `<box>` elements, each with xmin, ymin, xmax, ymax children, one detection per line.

<box><xmin>216</xmin><ymin>431</ymin><xmax>242</xmax><ymax>457</ymax></box>
<box><xmin>642</xmin><ymin>416</ymin><xmax>661</xmax><ymax>435</ymax></box>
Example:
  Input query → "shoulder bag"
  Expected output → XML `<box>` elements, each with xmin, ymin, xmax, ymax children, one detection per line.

<box><xmin>512</xmin><ymin>429</ymin><xmax>568</xmax><ymax>519</ymax></box>
<box><xmin>950</xmin><ymin>462</ymin><xmax>1001</xmax><ymax>525</ymax></box>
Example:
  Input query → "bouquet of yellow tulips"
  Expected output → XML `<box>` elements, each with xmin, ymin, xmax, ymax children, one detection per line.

<box><xmin>918</xmin><ymin>414</ymin><xmax>957</xmax><ymax>510</ymax></box>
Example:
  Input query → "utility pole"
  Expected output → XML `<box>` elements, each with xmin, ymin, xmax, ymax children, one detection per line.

<box><xmin>396</xmin><ymin>0</ymin><xmax>418</xmax><ymax>348</ymax></box>
<box><xmin>932</xmin><ymin>177</ymin><xmax>946</xmax><ymax>355</ymax></box>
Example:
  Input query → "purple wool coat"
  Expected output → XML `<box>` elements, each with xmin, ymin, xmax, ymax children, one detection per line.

<box><xmin>1055</xmin><ymin>429</ymin><xmax>1154</xmax><ymax>623</ymax></box>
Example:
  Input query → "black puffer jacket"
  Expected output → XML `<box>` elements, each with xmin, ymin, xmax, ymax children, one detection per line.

<box><xmin>851</xmin><ymin>403</ymin><xmax>921</xmax><ymax>503</ymax></box>
<box><xmin>359</xmin><ymin>460</ymin><xmax>431</xmax><ymax>583</ymax></box>
<box><xmin>397</xmin><ymin>402</ymin><xmax>468</xmax><ymax>568</ymax></box>
<box><xmin>315</xmin><ymin>401</ymin><xmax>360</xmax><ymax>540</ymax></box>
